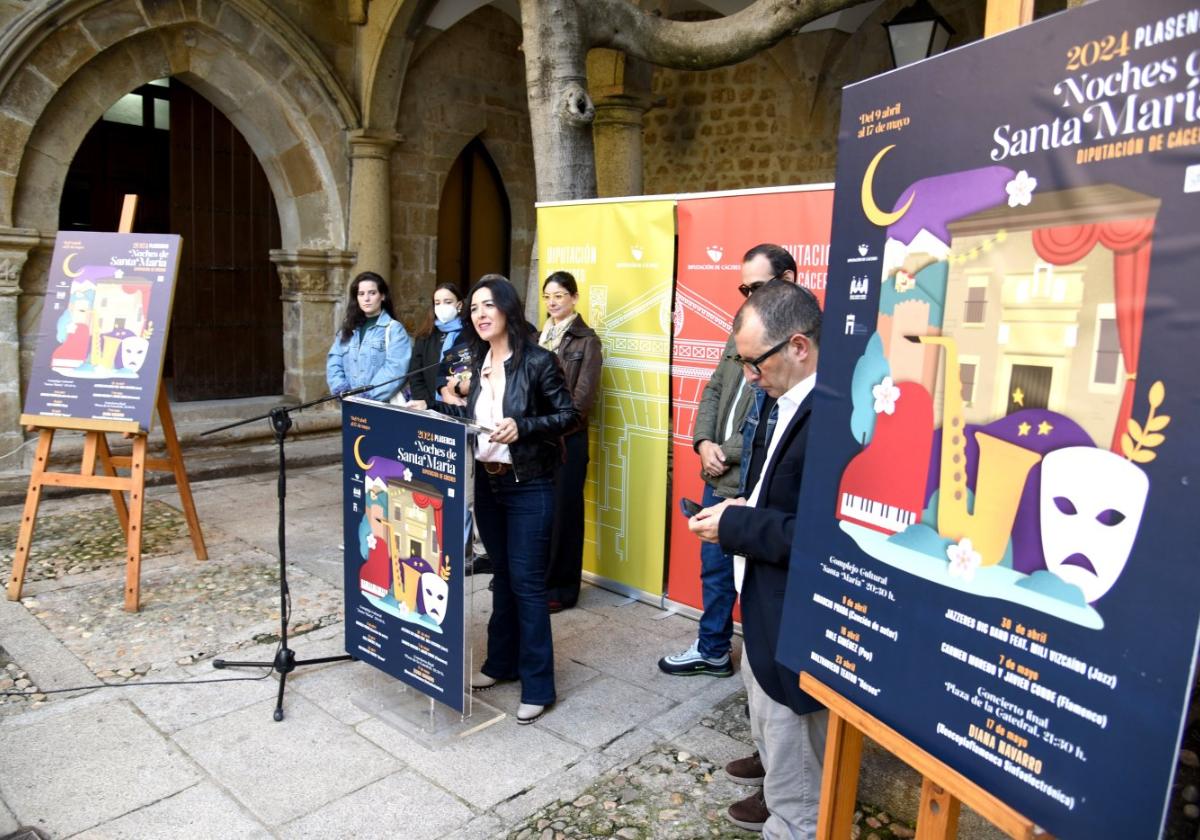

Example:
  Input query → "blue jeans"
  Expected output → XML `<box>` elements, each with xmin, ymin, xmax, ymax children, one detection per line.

<box><xmin>474</xmin><ymin>469</ymin><xmax>556</xmax><ymax>705</ymax></box>
<box><xmin>698</xmin><ymin>483</ymin><xmax>737</xmax><ymax>659</ymax></box>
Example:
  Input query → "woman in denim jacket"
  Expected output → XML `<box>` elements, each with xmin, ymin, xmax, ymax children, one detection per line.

<box><xmin>326</xmin><ymin>271</ymin><xmax>412</xmax><ymax>402</ymax></box>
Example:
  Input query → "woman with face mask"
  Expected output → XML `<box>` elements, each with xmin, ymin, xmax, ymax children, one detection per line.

<box><xmin>406</xmin><ymin>283</ymin><xmax>465</xmax><ymax>404</ymax></box>
<box><xmin>326</xmin><ymin>271</ymin><xmax>412</xmax><ymax>403</ymax></box>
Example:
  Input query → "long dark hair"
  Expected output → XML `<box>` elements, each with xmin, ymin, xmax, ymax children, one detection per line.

<box><xmin>463</xmin><ymin>274</ymin><xmax>531</xmax><ymax>366</ymax></box>
<box><xmin>413</xmin><ymin>282</ymin><xmax>463</xmax><ymax>340</ymax></box>
<box><xmin>338</xmin><ymin>271</ymin><xmax>396</xmax><ymax>343</ymax></box>
<box><xmin>543</xmin><ymin>270</ymin><xmax>578</xmax><ymax>296</ymax></box>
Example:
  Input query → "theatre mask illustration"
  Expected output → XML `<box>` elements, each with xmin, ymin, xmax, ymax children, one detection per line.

<box><xmin>417</xmin><ymin>572</ymin><xmax>449</xmax><ymax>625</ymax></box>
<box><xmin>119</xmin><ymin>336</ymin><xmax>150</xmax><ymax>373</ymax></box>
<box><xmin>1040</xmin><ymin>447</ymin><xmax>1148</xmax><ymax>604</ymax></box>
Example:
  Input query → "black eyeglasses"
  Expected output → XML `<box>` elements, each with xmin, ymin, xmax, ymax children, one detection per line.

<box><xmin>737</xmin><ymin>275</ymin><xmax>780</xmax><ymax>298</ymax></box>
<box><xmin>728</xmin><ymin>335</ymin><xmax>793</xmax><ymax>376</ymax></box>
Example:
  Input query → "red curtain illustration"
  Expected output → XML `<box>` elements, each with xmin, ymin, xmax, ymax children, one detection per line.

<box><xmin>1031</xmin><ymin>217</ymin><xmax>1155</xmax><ymax>453</ymax></box>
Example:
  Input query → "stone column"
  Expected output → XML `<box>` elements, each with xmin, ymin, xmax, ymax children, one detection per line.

<box><xmin>588</xmin><ymin>50</ymin><xmax>657</xmax><ymax>198</ymax></box>
<box><xmin>0</xmin><ymin>227</ymin><xmax>43</xmax><ymax>460</ymax></box>
<box><xmin>347</xmin><ymin>130</ymin><xmax>399</xmax><ymax>281</ymax></box>
<box><xmin>271</xmin><ymin>248</ymin><xmax>357</xmax><ymax>401</ymax></box>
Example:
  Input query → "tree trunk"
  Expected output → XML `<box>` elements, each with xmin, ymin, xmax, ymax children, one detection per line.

<box><xmin>519</xmin><ymin>0</ymin><xmax>597</xmax><ymax>203</ymax></box>
<box><xmin>518</xmin><ymin>0</ymin><xmax>872</xmax><ymax>203</ymax></box>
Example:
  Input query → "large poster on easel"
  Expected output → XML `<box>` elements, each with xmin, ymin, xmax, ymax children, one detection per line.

<box><xmin>342</xmin><ymin>399</ymin><xmax>469</xmax><ymax>712</ymax></box>
<box><xmin>666</xmin><ymin>187</ymin><xmax>833</xmax><ymax>613</ymax></box>
<box><xmin>777</xmin><ymin>0</ymin><xmax>1200</xmax><ymax>836</ymax></box>
<box><xmin>22</xmin><ymin>231</ymin><xmax>182</xmax><ymax>433</ymax></box>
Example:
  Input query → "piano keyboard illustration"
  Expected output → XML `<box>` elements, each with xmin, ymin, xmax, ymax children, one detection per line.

<box><xmin>839</xmin><ymin>492</ymin><xmax>918</xmax><ymax>534</ymax></box>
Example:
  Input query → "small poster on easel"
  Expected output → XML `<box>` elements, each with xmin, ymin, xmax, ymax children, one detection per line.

<box><xmin>23</xmin><ymin>231</ymin><xmax>182</xmax><ymax>433</ymax></box>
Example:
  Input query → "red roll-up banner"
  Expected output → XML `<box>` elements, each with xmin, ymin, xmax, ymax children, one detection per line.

<box><xmin>667</xmin><ymin>187</ymin><xmax>834</xmax><ymax>613</ymax></box>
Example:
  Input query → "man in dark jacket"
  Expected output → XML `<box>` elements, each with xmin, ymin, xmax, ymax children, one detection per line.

<box><xmin>688</xmin><ymin>280</ymin><xmax>825</xmax><ymax>837</ymax></box>
<box><xmin>659</xmin><ymin>244</ymin><xmax>798</xmax><ymax>680</ymax></box>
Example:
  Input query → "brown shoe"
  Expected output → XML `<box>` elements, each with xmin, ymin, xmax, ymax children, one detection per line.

<box><xmin>726</xmin><ymin>790</ymin><xmax>768</xmax><ymax>832</ymax></box>
<box><xmin>725</xmin><ymin>751</ymin><xmax>765</xmax><ymax>786</ymax></box>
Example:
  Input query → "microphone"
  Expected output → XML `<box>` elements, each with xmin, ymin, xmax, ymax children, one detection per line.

<box><xmin>337</xmin><ymin>349</ymin><xmax>464</xmax><ymax>401</ymax></box>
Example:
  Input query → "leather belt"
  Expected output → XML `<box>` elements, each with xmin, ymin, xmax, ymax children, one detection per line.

<box><xmin>480</xmin><ymin>461</ymin><xmax>511</xmax><ymax>476</ymax></box>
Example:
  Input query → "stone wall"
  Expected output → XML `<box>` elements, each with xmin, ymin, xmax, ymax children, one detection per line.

<box><xmin>643</xmin><ymin>30</ymin><xmax>848</xmax><ymax>194</ymax></box>
<box><xmin>388</xmin><ymin>5</ymin><xmax>536</xmax><ymax>331</ymax></box>
<box><xmin>643</xmin><ymin>0</ymin><xmax>988</xmax><ymax>194</ymax></box>
<box><xmin>270</xmin><ymin>0</ymin><xmax>357</xmax><ymax>93</ymax></box>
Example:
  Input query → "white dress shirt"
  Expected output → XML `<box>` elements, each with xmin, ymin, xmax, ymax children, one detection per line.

<box><xmin>735</xmin><ymin>372</ymin><xmax>816</xmax><ymax>592</ymax></box>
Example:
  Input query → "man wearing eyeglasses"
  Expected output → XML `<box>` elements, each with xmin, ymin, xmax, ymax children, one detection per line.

<box><xmin>659</xmin><ymin>243</ymin><xmax>798</xmax><ymax>684</ymax></box>
<box><xmin>688</xmin><ymin>280</ymin><xmax>825</xmax><ymax>838</ymax></box>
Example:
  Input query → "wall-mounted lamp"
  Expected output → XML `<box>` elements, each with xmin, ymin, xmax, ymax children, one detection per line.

<box><xmin>883</xmin><ymin>0</ymin><xmax>955</xmax><ymax>68</ymax></box>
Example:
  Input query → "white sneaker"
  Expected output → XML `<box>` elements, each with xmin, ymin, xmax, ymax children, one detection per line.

<box><xmin>470</xmin><ymin>672</ymin><xmax>498</xmax><ymax>690</ymax></box>
<box><xmin>517</xmin><ymin>703</ymin><xmax>546</xmax><ymax>724</ymax></box>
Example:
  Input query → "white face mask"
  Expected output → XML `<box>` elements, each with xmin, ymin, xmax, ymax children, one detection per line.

<box><xmin>434</xmin><ymin>303</ymin><xmax>459</xmax><ymax>323</ymax></box>
<box><xmin>417</xmin><ymin>572</ymin><xmax>449</xmax><ymax>625</ymax></box>
<box><xmin>120</xmin><ymin>336</ymin><xmax>149</xmax><ymax>373</ymax></box>
<box><xmin>1039</xmin><ymin>446</ymin><xmax>1148</xmax><ymax>603</ymax></box>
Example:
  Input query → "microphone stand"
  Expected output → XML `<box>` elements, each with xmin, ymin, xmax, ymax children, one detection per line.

<box><xmin>200</xmin><ymin>360</ymin><xmax>451</xmax><ymax>722</ymax></box>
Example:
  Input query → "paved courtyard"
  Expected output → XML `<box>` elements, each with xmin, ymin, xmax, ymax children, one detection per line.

<box><xmin>0</xmin><ymin>451</ymin><xmax>926</xmax><ymax>840</ymax></box>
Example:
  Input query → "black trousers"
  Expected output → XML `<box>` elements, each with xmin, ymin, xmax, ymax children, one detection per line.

<box><xmin>545</xmin><ymin>428</ymin><xmax>589</xmax><ymax>606</ymax></box>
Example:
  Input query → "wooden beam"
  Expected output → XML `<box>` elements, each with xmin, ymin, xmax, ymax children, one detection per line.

<box><xmin>118</xmin><ymin>194</ymin><xmax>139</xmax><ymax>234</ymax></box>
<box><xmin>985</xmin><ymin>0</ymin><xmax>1035</xmax><ymax>37</ymax></box>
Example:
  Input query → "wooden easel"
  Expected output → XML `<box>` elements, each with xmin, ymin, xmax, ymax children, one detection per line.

<box><xmin>7</xmin><ymin>195</ymin><xmax>206</xmax><ymax>612</ymax></box>
<box><xmin>802</xmin><ymin>673</ymin><xmax>1053</xmax><ymax>840</ymax></box>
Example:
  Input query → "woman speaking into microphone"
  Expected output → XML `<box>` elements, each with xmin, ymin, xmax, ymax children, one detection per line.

<box><xmin>444</xmin><ymin>274</ymin><xmax>577</xmax><ymax>725</ymax></box>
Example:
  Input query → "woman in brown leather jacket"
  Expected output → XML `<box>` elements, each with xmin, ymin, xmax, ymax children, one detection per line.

<box><xmin>539</xmin><ymin>271</ymin><xmax>603</xmax><ymax>612</ymax></box>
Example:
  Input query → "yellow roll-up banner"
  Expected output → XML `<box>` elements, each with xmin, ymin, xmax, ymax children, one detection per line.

<box><xmin>537</xmin><ymin>200</ymin><xmax>676</xmax><ymax>596</ymax></box>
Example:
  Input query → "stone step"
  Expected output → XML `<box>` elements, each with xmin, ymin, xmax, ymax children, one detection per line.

<box><xmin>0</xmin><ymin>395</ymin><xmax>345</xmax><ymax>506</ymax></box>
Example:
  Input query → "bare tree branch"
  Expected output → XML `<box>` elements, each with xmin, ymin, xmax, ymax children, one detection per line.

<box><xmin>585</xmin><ymin>0</ymin><xmax>873</xmax><ymax>70</ymax></box>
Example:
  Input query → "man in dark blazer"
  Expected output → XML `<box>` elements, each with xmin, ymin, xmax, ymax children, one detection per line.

<box><xmin>688</xmin><ymin>279</ymin><xmax>825</xmax><ymax>838</ymax></box>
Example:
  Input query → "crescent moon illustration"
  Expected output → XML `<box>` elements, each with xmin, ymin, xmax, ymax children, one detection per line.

<box><xmin>861</xmin><ymin>145</ymin><xmax>915</xmax><ymax>228</ymax></box>
<box><xmin>62</xmin><ymin>252</ymin><xmax>82</xmax><ymax>279</ymax></box>
<box><xmin>353</xmin><ymin>435</ymin><xmax>375</xmax><ymax>471</ymax></box>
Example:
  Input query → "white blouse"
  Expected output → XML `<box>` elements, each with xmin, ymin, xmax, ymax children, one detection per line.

<box><xmin>473</xmin><ymin>348</ymin><xmax>512</xmax><ymax>464</ymax></box>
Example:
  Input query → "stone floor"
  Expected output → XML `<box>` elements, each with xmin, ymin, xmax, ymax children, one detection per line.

<box><xmin>1</xmin><ymin>455</ymin><xmax>1195</xmax><ymax>840</ymax></box>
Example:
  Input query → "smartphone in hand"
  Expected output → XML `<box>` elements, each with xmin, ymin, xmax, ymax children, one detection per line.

<box><xmin>679</xmin><ymin>497</ymin><xmax>702</xmax><ymax>518</ymax></box>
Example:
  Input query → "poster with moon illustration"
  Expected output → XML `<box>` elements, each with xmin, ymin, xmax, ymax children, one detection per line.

<box><xmin>775</xmin><ymin>0</ymin><xmax>1200</xmax><ymax>837</ymax></box>
<box><xmin>22</xmin><ymin>231</ymin><xmax>182</xmax><ymax>433</ymax></box>
<box><xmin>342</xmin><ymin>397</ymin><xmax>469</xmax><ymax>713</ymax></box>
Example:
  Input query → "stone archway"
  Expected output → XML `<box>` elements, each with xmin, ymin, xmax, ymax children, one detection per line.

<box><xmin>0</xmin><ymin>0</ymin><xmax>363</xmax><ymax>429</ymax></box>
<box><xmin>386</xmin><ymin>5</ymin><xmax>536</xmax><ymax>329</ymax></box>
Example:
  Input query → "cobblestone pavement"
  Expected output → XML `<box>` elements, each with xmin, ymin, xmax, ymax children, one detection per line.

<box><xmin>509</xmin><ymin>689</ymin><xmax>919</xmax><ymax>840</ymax></box>
<box><xmin>1</xmin><ymin>496</ymin><xmax>341</xmax><ymax>684</ymax></box>
<box><xmin>0</xmin><ymin>499</ymin><xmax>189</xmax><ymax>583</ymax></box>
<box><xmin>0</xmin><ymin>649</ymin><xmax>47</xmax><ymax>715</ymax></box>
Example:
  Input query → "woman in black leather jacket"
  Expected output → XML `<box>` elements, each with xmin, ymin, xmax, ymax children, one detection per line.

<box><xmin>449</xmin><ymin>274</ymin><xmax>577</xmax><ymax>725</ymax></box>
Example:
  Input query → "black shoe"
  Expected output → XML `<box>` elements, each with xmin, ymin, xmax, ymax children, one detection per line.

<box><xmin>465</xmin><ymin>555</ymin><xmax>493</xmax><ymax>576</ymax></box>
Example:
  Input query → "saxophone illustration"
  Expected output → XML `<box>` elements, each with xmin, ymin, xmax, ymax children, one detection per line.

<box><xmin>911</xmin><ymin>335</ymin><xmax>1042</xmax><ymax>567</ymax></box>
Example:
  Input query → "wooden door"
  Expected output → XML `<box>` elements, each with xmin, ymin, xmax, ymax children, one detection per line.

<box><xmin>1006</xmin><ymin>363</ymin><xmax>1052</xmax><ymax>414</ymax></box>
<box><xmin>169</xmin><ymin>80</ymin><xmax>283</xmax><ymax>400</ymax></box>
<box><xmin>436</xmin><ymin>138</ymin><xmax>511</xmax><ymax>290</ymax></box>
